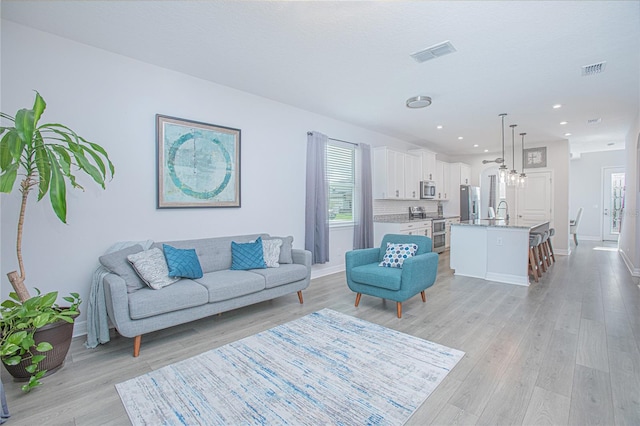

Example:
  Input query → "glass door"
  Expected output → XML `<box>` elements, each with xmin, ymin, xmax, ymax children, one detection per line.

<box><xmin>603</xmin><ymin>167</ymin><xmax>625</xmax><ymax>241</ymax></box>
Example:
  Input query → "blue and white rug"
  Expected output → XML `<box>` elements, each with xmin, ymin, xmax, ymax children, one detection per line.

<box><xmin>115</xmin><ymin>309</ymin><xmax>464</xmax><ymax>425</ymax></box>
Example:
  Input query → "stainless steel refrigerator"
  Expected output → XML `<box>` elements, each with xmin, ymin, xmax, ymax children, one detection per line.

<box><xmin>460</xmin><ymin>185</ymin><xmax>480</xmax><ymax>221</ymax></box>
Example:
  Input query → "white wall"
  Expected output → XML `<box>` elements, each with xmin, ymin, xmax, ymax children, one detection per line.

<box><xmin>0</xmin><ymin>21</ymin><xmax>418</xmax><ymax>329</ymax></box>
<box><xmin>569</xmin><ymin>150</ymin><xmax>625</xmax><ymax>240</ymax></box>
<box><xmin>619</xmin><ymin>114</ymin><xmax>640</xmax><ymax>274</ymax></box>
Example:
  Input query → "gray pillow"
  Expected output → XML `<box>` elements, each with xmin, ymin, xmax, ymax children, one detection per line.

<box><xmin>264</xmin><ymin>236</ymin><xmax>293</xmax><ymax>264</ymax></box>
<box><xmin>262</xmin><ymin>238</ymin><xmax>282</xmax><ymax>268</ymax></box>
<box><xmin>127</xmin><ymin>248</ymin><xmax>180</xmax><ymax>290</ymax></box>
<box><xmin>99</xmin><ymin>244</ymin><xmax>146</xmax><ymax>293</ymax></box>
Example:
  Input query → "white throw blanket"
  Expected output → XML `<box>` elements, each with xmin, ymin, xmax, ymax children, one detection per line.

<box><xmin>85</xmin><ymin>240</ymin><xmax>153</xmax><ymax>349</ymax></box>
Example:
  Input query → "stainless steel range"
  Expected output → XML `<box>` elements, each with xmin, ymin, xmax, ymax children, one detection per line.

<box><xmin>431</xmin><ymin>218</ymin><xmax>446</xmax><ymax>253</ymax></box>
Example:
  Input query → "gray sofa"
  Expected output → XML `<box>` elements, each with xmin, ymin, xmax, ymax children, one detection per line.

<box><xmin>99</xmin><ymin>234</ymin><xmax>311</xmax><ymax>356</ymax></box>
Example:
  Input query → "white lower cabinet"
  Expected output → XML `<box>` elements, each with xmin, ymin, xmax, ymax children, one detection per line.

<box><xmin>445</xmin><ymin>217</ymin><xmax>460</xmax><ymax>249</ymax></box>
<box><xmin>374</xmin><ymin>221</ymin><xmax>432</xmax><ymax>248</ymax></box>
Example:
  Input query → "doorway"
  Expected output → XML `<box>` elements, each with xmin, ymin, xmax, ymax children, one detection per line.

<box><xmin>515</xmin><ymin>171</ymin><xmax>553</xmax><ymax>227</ymax></box>
<box><xmin>602</xmin><ymin>167</ymin><xmax>625</xmax><ymax>242</ymax></box>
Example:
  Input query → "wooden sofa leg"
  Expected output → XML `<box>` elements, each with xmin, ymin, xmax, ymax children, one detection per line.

<box><xmin>133</xmin><ymin>335</ymin><xmax>141</xmax><ymax>357</ymax></box>
<box><xmin>397</xmin><ymin>302</ymin><xmax>402</xmax><ymax>318</ymax></box>
<box><xmin>297</xmin><ymin>291</ymin><xmax>304</xmax><ymax>304</ymax></box>
<box><xmin>421</xmin><ymin>291</ymin><xmax>426</xmax><ymax>303</ymax></box>
<box><xmin>355</xmin><ymin>293</ymin><xmax>362</xmax><ymax>307</ymax></box>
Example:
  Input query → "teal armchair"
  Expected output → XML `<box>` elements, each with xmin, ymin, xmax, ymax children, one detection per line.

<box><xmin>345</xmin><ymin>234</ymin><xmax>438</xmax><ymax>318</ymax></box>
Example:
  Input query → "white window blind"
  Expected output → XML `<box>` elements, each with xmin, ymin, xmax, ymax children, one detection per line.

<box><xmin>326</xmin><ymin>142</ymin><xmax>355</xmax><ymax>224</ymax></box>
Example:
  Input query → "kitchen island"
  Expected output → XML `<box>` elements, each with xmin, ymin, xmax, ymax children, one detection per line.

<box><xmin>450</xmin><ymin>219</ymin><xmax>549</xmax><ymax>286</ymax></box>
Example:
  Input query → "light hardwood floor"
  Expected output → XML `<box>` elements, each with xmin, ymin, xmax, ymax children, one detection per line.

<box><xmin>2</xmin><ymin>241</ymin><xmax>639</xmax><ymax>425</ymax></box>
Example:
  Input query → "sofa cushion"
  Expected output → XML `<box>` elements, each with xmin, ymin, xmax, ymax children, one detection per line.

<box><xmin>193</xmin><ymin>270</ymin><xmax>266</xmax><ymax>302</ymax></box>
<box><xmin>128</xmin><ymin>280</ymin><xmax>208</xmax><ymax>319</ymax></box>
<box><xmin>127</xmin><ymin>248</ymin><xmax>180</xmax><ymax>290</ymax></box>
<box><xmin>350</xmin><ymin>263</ymin><xmax>402</xmax><ymax>291</ymax></box>
<box><xmin>156</xmin><ymin>234</ymin><xmax>265</xmax><ymax>273</ymax></box>
<box><xmin>99</xmin><ymin>244</ymin><xmax>147</xmax><ymax>293</ymax></box>
<box><xmin>163</xmin><ymin>244</ymin><xmax>203</xmax><ymax>279</ymax></box>
<box><xmin>263</xmin><ymin>236</ymin><xmax>294</xmax><ymax>264</ymax></box>
<box><xmin>248</xmin><ymin>264</ymin><xmax>309</xmax><ymax>289</ymax></box>
<box><xmin>231</xmin><ymin>237</ymin><xmax>267</xmax><ymax>270</ymax></box>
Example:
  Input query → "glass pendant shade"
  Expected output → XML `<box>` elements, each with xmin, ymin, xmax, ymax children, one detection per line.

<box><xmin>498</xmin><ymin>113</ymin><xmax>508</xmax><ymax>183</ymax></box>
<box><xmin>507</xmin><ymin>124</ymin><xmax>518</xmax><ymax>186</ymax></box>
<box><xmin>518</xmin><ymin>132</ymin><xmax>528</xmax><ymax>188</ymax></box>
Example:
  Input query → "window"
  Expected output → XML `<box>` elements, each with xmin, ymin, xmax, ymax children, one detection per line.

<box><xmin>326</xmin><ymin>142</ymin><xmax>355</xmax><ymax>225</ymax></box>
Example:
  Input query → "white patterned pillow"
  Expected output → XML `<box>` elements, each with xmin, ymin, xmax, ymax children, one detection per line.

<box><xmin>379</xmin><ymin>243</ymin><xmax>418</xmax><ymax>268</ymax></box>
<box><xmin>127</xmin><ymin>248</ymin><xmax>179</xmax><ymax>290</ymax></box>
<box><xmin>262</xmin><ymin>238</ymin><xmax>283</xmax><ymax>268</ymax></box>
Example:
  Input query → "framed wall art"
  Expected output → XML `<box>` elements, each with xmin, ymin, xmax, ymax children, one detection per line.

<box><xmin>523</xmin><ymin>146</ymin><xmax>547</xmax><ymax>169</ymax></box>
<box><xmin>156</xmin><ymin>115</ymin><xmax>241</xmax><ymax>208</ymax></box>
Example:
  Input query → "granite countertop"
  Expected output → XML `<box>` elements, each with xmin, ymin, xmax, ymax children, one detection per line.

<box><xmin>374</xmin><ymin>214</ymin><xmax>460</xmax><ymax>223</ymax></box>
<box><xmin>453</xmin><ymin>219</ymin><xmax>549</xmax><ymax>230</ymax></box>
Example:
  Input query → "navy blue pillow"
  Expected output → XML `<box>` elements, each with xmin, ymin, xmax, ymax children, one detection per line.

<box><xmin>231</xmin><ymin>237</ymin><xmax>267</xmax><ymax>270</ymax></box>
<box><xmin>162</xmin><ymin>244</ymin><xmax>203</xmax><ymax>279</ymax></box>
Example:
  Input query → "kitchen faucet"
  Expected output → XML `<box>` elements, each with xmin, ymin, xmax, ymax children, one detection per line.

<box><xmin>496</xmin><ymin>200</ymin><xmax>510</xmax><ymax>222</ymax></box>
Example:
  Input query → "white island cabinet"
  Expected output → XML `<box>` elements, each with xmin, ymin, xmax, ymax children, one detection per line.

<box><xmin>450</xmin><ymin>220</ymin><xmax>549</xmax><ymax>286</ymax></box>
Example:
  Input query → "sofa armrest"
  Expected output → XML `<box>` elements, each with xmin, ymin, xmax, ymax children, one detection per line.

<box><xmin>400</xmin><ymin>252</ymin><xmax>439</xmax><ymax>292</ymax></box>
<box><xmin>291</xmin><ymin>248</ymin><xmax>311</xmax><ymax>267</ymax></box>
<box><xmin>103</xmin><ymin>273</ymin><xmax>135</xmax><ymax>337</ymax></box>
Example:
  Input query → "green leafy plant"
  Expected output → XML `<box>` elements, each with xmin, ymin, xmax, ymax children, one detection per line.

<box><xmin>0</xmin><ymin>91</ymin><xmax>114</xmax><ymax>301</ymax></box>
<box><xmin>0</xmin><ymin>290</ymin><xmax>81</xmax><ymax>392</ymax></box>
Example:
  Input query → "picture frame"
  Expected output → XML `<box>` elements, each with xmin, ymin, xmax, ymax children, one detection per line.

<box><xmin>156</xmin><ymin>115</ymin><xmax>241</xmax><ymax>208</ymax></box>
<box><xmin>523</xmin><ymin>147</ymin><xmax>547</xmax><ymax>169</ymax></box>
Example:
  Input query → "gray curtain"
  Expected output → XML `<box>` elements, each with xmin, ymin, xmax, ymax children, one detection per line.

<box><xmin>305</xmin><ymin>132</ymin><xmax>330</xmax><ymax>264</ymax></box>
<box><xmin>488</xmin><ymin>174</ymin><xmax>497</xmax><ymax>213</ymax></box>
<box><xmin>353</xmin><ymin>143</ymin><xmax>374</xmax><ymax>249</ymax></box>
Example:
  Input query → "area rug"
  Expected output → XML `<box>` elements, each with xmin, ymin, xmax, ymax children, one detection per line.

<box><xmin>115</xmin><ymin>308</ymin><xmax>464</xmax><ymax>425</ymax></box>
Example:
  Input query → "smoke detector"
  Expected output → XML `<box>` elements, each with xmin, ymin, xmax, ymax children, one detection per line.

<box><xmin>582</xmin><ymin>61</ymin><xmax>607</xmax><ymax>76</ymax></box>
<box><xmin>410</xmin><ymin>41</ymin><xmax>457</xmax><ymax>63</ymax></box>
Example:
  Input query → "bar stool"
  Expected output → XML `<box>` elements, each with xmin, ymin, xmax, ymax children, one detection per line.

<box><xmin>528</xmin><ymin>233</ymin><xmax>542</xmax><ymax>282</ymax></box>
<box><xmin>530</xmin><ymin>230</ymin><xmax>548</xmax><ymax>273</ymax></box>
<box><xmin>546</xmin><ymin>228</ymin><xmax>556</xmax><ymax>264</ymax></box>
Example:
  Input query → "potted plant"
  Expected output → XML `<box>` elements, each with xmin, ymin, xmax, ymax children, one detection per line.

<box><xmin>0</xmin><ymin>290</ymin><xmax>81</xmax><ymax>391</ymax></box>
<box><xmin>0</xmin><ymin>91</ymin><xmax>114</xmax><ymax>390</ymax></box>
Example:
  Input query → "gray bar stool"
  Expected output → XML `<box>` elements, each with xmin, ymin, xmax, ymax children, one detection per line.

<box><xmin>528</xmin><ymin>233</ymin><xmax>542</xmax><ymax>282</ymax></box>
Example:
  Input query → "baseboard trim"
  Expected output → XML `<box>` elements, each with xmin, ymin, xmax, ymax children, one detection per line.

<box><xmin>619</xmin><ymin>250</ymin><xmax>640</xmax><ymax>277</ymax></box>
<box><xmin>73</xmin><ymin>320</ymin><xmax>88</xmax><ymax>338</ymax></box>
<box><xmin>484</xmin><ymin>272</ymin><xmax>530</xmax><ymax>286</ymax></box>
<box><xmin>311</xmin><ymin>265</ymin><xmax>345</xmax><ymax>279</ymax></box>
<box><xmin>577</xmin><ymin>235</ymin><xmax>602</xmax><ymax>242</ymax></box>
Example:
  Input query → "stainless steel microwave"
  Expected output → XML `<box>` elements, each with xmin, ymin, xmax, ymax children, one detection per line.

<box><xmin>420</xmin><ymin>181</ymin><xmax>436</xmax><ymax>199</ymax></box>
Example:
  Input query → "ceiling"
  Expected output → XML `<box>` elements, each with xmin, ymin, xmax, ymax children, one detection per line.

<box><xmin>2</xmin><ymin>1</ymin><xmax>639</xmax><ymax>157</ymax></box>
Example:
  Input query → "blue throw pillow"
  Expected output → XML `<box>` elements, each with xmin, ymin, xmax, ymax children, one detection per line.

<box><xmin>379</xmin><ymin>242</ymin><xmax>418</xmax><ymax>268</ymax></box>
<box><xmin>231</xmin><ymin>237</ymin><xmax>267</xmax><ymax>270</ymax></box>
<box><xmin>162</xmin><ymin>244</ymin><xmax>204</xmax><ymax>279</ymax></box>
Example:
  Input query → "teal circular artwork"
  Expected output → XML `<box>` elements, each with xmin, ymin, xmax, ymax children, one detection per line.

<box><xmin>167</xmin><ymin>132</ymin><xmax>232</xmax><ymax>199</ymax></box>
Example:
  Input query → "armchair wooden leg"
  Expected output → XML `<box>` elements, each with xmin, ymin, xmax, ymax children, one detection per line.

<box><xmin>133</xmin><ymin>335</ymin><xmax>141</xmax><ymax>357</ymax></box>
<box><xmin>396</xmin><ymin>302</ymin><xmax>402</xmax><ymax>318</ymax></box>
<box><xmin>355</xmin><ymin>293</ymin><xmax>362</xmax><ymax>307</ymax></box>
<box><xmin>421</xmin><ymin>291</ymin><xmax>426</xmax><ymax>302</ymax></box>
<box><xmin>297</xmin><ymin>291</ymin><xmax>304</xmax><ymax>304</ymax></box>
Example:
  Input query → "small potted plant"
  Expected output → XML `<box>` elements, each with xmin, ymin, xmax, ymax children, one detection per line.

<box><xmin>0</xmin><ymin>290</ymin><xmax>81</xmax><ymax>391</ymax></box>
<box><xmin>0</xmin><ymin>91</ymin><xmax>114</xmax><ymax>391</ymax></box>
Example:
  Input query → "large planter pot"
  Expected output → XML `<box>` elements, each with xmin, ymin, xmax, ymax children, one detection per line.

<box><xmin>3</xmin><ymin>315</ymin><xmax>77</xmax><ymax>382</ymax></box>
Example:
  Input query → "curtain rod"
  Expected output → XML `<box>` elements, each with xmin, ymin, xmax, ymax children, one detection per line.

<box><xmin>307</xmin><ymin>132</ymin><xmax>358</xmax><ymax>146</ymax></box>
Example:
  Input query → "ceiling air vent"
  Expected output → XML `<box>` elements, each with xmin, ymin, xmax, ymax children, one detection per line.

<box><xmin>587</xmin><ymin>118</ymin><xmax>602</xmax><ymax>125</ymax></box>
<box><xmin>410</xmin><ymin>41</ymin><xmax>456</xmax><ymax>63</ymax></box>
<box><xmin>581</xmin><ymin>61</ymin><xmax>607</xmax><ymax>76</ymax></box>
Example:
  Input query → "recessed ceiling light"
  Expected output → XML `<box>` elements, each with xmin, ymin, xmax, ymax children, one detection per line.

<box><xmin>484</xmin><ymin>149</ymin><xmax>489</xmax><ymax>153</ymax></box>
<box><xmin>458</xmin><ymin>136</ymin><xmax>464</xmax><ymax>140</ymax></box>
<box><xmin>436</xmin><ymin>125</ymin><xmax>443</xmax><ymax>129</ymax></box>
<box><xmin>406</xmin><ymin>95</ymin><xmax>432</xmax><ymax>108</ymax></box>
<box><xmin>560</xmin><ymin>121</ymin><xmax>568</xmax><ymax>125</ymax></box>
<box><xmin>553</xmin><ymin>104</ymin><xmax>562</xmax><ymax>109</ymax></box>
<box><xmin>564</xmin><ymin>133</ymin><xmax>572</xmax><ymax>136</ymax></box>
<box><xmin>473</xmin><ymin>144</ymin><xmax>479</xmax><ymax>147</ymax></box>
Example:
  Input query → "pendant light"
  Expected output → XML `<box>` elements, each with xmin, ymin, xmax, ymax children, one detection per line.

<box><xmin>498</xmin><ymin>113</ymin><xmax>508</xmax><ymax>183</ymax></box>
<box><xmin>518</xmin><ymin>132</ymin><xmax>528</xmax><ymax>188</ymax></box>
<box><xmin>507</xmin><ymin>124</ymin><xmax>519</xmax><ymax>186</ymax></box>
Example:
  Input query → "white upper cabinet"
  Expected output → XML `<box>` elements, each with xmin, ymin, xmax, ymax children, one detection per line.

<box><xmin>408</xmin><ymin>149</ymin><xmax>437</xmax><ymax>182</ymax></box>
<box><xmin>404</xmin><ymin>154</ymin><xmax>422</xmax><ymax>200</ymax></box>
<box><xmin>435</xmin><ymin>160</ymin><xmax>450</xmax><ymax>200</ymax></box>
<box><xmin>373</xmin><ymin>147</ymin><xmax>405</xmax><ymax>199</ymax></box>
<box><xmin>460</xmin><ymin>163</ymin><xmax>471</xmax><ymax>186</ymax></box>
